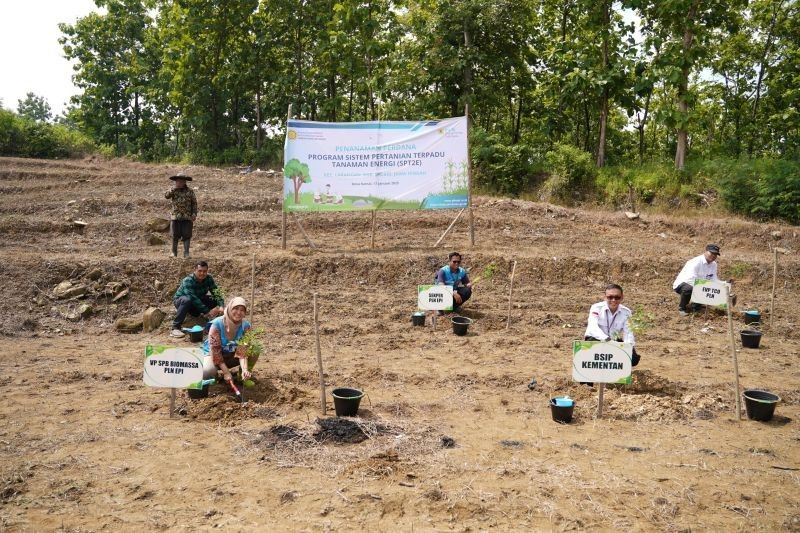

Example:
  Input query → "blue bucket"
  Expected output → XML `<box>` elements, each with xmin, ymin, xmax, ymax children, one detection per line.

<box><xmin>554</xmin><ymin>397</ymin><xmax>574</xmax><ymax>407</ymax></box>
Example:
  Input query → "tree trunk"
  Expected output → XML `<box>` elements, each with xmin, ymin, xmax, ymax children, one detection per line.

<box><xmin>674</xmin><ymin>2</ymin><xmax>698</xmax><ymax>170</ymax></box>
<box><xmin>638</xmin><ymin>90</ymin><xmax>652</xmax><ymax>165</ymax></box>
<box><xmin>295</xmin><ymin>0</ymin><xmax>305</xmax><ymax>118</ymax></box>
<box><xmin>749</xmin><ymin>1</ymin><xmax>782</xmax><ymax>155</ymax></box>
<box><xmin>596</xmin><ymin>0</ymin><xmax>610</xmax><ymax>167</ymax></box>
<box><xmin>583</xmin><ymin>98</ymin><xmax>591</xmax><ymax>152</ymax></box>
<box><xmin>256</xmin><ymin>88</ymin><xmax>262</xmax><ymax>150</ymax></box>
<box><xmin>463</xmin><ymin>18</ymin><xmax>473</xmax><ymax>107</ymax></box>
<box><xmin>512</xmin><ymin>93</ymin><xmax>523</xmax><ymax>144</ymax></box>
<box><xmin>348</xmin><ymin>57</ymin><xmax>354</xmax><ymax>121</ymax></box>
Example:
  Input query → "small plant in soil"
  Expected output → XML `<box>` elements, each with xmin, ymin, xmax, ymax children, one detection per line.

<box><xmin>211</xmin><ymin>287</ymin><xmax>225</xmax><ymax>302</ymax></box>
<box><xmin>472</xmin><ymin>262</ymin><xmax>498</xmax><ymax>285</ymax></box>
<box><xmin>630</xmin><ymin>305</ymin><xmax>655</xmax><ymax>336</ymax></box>
<box><xmin>727</xmin><ymin>262</ymin><xmax>752</xmax><ymax>279</ymax></box>
<box><xmin>238</xmin><ymin>327</ymin><xmax>265</xmax><ymax>357</ymax></box>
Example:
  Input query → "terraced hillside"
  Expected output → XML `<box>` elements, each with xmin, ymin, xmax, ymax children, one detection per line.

<box><xmin>1</xmin><ymin>156</ymin><xmax>799</xmax><ymax>531</ymax></box>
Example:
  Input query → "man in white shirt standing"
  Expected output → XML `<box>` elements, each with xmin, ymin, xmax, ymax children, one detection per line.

<box><xmin>584</xmin><ymin>283</ymin><xmax>640</xmax><ymax>367</ymax></box>
<box><xmin>672</xmin><ymin>244</ymin><xmax>722</xmax><ymax>316</ymax></box>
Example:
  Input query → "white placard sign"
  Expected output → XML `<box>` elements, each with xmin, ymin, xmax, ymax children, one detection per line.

<box><xmin>690</xmin><ymin>278</ymin><xmax>730</xmax><ymax>308</ymax></box>
<box><xmin>572</xmin><ymin>340</ymin><xmax>633</xmax><ymax>385</ymax></box>
<box><xmin>417</xmin><ymin>284</ymin><xmax>454</xmax><ymax>311</ymax></box>
<box><xmin>143</xmin><ymin>346</ymin><xmax>204</xmax><ymax>388</ymax></box>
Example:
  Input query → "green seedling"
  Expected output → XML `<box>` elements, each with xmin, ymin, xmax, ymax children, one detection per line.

<box><xmin>211</xmin><ymin>287</ymin><xmax>226</xmax><ymax>301</ymax></box>
<box><xmin>727</xmin><ymin>262</ymin><xmax>752</xmax><ymax>279</ymax></box>
<box><xmin>471</xmin><ymin>262</ymin><xmax>499</xmax><ymax>285</ymax></box>
<box><xmin>630</xmin><ymin>305</ymin><xmax>655</xmax><ymax>336</ymax></box>
<box><xmin>238</xmin><ymin>327</ymin><xmax>265</xmax><ymax>357</ymax></box>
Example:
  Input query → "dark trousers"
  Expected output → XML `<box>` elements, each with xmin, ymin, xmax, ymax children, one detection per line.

<box><xmin>584</xmin><ymin>336</ymin><xmax>640</xmax><ymax>367</ymax></box>
<box><xmin>454</xmin><ymin>286</ymin><xmax>472</xmax><ymax>308</ymax></box>
<box><xmin>674</xmin><ymin>282</ymin><xmax>694</xmax><ymax>312</ymax></box>
<box><xmin>173</xmin><ymin>294</ymin><xmax>215</xmax><ymax>329</ymax></box>
<box><xmin>171</xmin><ymin>220</ymin><xmax>193</xmax><ymax>256</ymax></box>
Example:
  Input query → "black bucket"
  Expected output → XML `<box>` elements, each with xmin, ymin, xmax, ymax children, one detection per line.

<box><xmin>550</xmin><ymin>398</ymin><xmax>575</xmax><ymax>424</ymax></box>
<box><xmin>331</xmin><ymin>387</ymin><xmax>364</xmax><ymax>417</ymax></box>
<box><xmin>452</xmin><ymin>316</ymin><xmax>473</xmax><ymax>336</ymax></box>
<box><xmin>412</xmin><ymin>312</ymin><xmax>426</xmax><ymax>326</ymax></box>
<box><xmin>741</xmin><ymin>330</ymin><xmax>762</xmax><ymax>349</ymax></box>
<box><xmin>743</xmin><ymin>310</ymin><xmax>761</xmax><ymax>326</ymax></box>
<box><xmin>743</xmin><ymin>389</ymin><xmax>780</xmax><ymax>421</ymax></box>
<box><xmin>187</xmin><ymin>385</ymin><xmax>209</xmax><ymax>399</ymax></box>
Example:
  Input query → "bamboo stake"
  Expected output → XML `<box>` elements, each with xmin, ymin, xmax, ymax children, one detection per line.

<box><xmin>291</xmin><ymin>213</ymin><xmax>317</xmax><ymax>249</ymax></box>
<box><xmin>250</xmin><ymin>253</ymin><xmax>256</xmax><ymax>321</ymax></box>
<box><xmin>313</xmin><ymin>293</ymin><xmax>326</xmax><ymax>415</ymax></box>
<box><xmin>434</xmin><ymin>208</ymin><xmax>465</xmax><ymax>247</ymax></box>
<box><xmin>727</xmin><ymin>289</ymin><xmax>742</xmax><ymax>420</ymax></box>
<box><xmin>506</xmin><ymin>260</ymin><xmax>517</xmax><ymax>330</ymax></box>
<box><xmin>770</xmin><ymin>247</ymin><xmax>778</xmax><ymax>327</ymax></box>
<box><xmin>370</xmin><ymin>210</ymin><xmax>376</xmax><ymax>249</ymax></box>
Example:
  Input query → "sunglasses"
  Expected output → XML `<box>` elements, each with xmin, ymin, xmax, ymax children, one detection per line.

<box><xmin>606</xmin><ymin>295</ymin><xmax>622</xmax><ymax>300</ymax></box>
<box><xmin>451</xmin><ymin>260</ymin><xmax>461</xmax><ymax>263</ymax></box>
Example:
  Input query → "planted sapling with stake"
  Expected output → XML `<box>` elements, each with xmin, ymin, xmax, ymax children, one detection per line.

<box><xmin>471</xmin><ymin>262</ymin><xmax>499</xmax><ymax>286</ymax></box>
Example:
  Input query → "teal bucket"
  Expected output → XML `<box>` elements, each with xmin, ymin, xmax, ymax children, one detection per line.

<box><xmin>743</xmin><ymin>310</ymin><xmax>761</xmax><ymax>326</ymax></box>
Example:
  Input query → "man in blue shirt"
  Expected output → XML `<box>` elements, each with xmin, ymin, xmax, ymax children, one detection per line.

<box><xmin>436</xmin><ymin>251</ymin><xmax>473</xmax><ymax>311</ymax></box>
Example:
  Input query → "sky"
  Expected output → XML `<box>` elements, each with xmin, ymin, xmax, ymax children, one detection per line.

<box><xmin>0</xmin><ymin>0</ymin><xmax>100</xmax><ymax>116</ymax></box>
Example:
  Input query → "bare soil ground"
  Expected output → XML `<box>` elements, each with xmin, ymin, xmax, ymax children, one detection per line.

<box><xmin>1</xmin><ymin>156</ymin><xmax>799</xmax><ymax>531</ymax></box>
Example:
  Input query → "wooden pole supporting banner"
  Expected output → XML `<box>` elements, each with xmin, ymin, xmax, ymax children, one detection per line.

<box><xmin>282</xmin><ymin>211</ymin><xmax>287</xmax><ymax>250</ymax></box>
<box><xmin>291</xmin><ymin>213</ymin><xmax>317</xmax><ymax>249</ymax></box>
<box><xmin>465</xmin><ymin>103</ymin><xmax>475</xmax><ymax>246</ymax></box>
<box><xmin>597</xmin><ymin>384</ymin><xmax>605</xmax><ymax>418</ymax></box>
<box><xmin>370</xmin><ymin>210</ymin><xmax>376</xmax><ymax>249</ymax></box>
<box><xmin>282</xmin><ymin>104</ymin><xmax>292</xmax><ymax>250</ymax></box>
<box><xmin>313</xmin><ymin>293</ymin><xmax>326</xmax><ymax>415</ymax></box>
<box><xmin>506</xmin><ymin>260</ymin><xmax>517</xmax><ymax>330</ymax></box>
<box><xmin>469</xmin><ymin>208</ymin><xmax>475</xmax><ymax>246</ymax></box>
<box><xmin>169</xmin><ymin>388</ymin><xmax>176</xmax><ymax>419</ymax></box>
<box><xmin>727</xmin><ymin>290</ymin><xmax>742</xmax><ymax>420</ymax></box>
<box><xmin>434</xmin><ymin>208</ymin><xmax>465</xmax><ymax>248</ymax></box>
<box><xmin>770</xmin><ymin>247</ymin><xmax>778</xmax><ymax>327</ymax></box>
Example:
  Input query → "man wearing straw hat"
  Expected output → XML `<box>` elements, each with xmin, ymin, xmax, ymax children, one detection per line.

<box><xmin>165</xmin><ymin>172</ymin><xmax>197</xmax><ymax>258</ymax></box>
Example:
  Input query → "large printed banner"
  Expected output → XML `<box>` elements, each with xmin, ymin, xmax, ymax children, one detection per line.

<box><xmin>283</xmin><ymin>117</ymin><xmax>469</xmax><ymax>212</ymax></box>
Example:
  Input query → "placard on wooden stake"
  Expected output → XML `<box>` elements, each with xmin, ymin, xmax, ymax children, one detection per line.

<box><xmin>143</xmin><ymin>346</ymin><xmax>204</xmax><ymax>418</ymax></box>
<box><xmin>418</xmin><ymin>285</ymin><xmax>454</xmax><ymax>330</ymax></box>
<box><xmin>690</xmin><ymin>279</ymin><xmax>741</xmax><ymax>419</ymax></box>
<box><xmin>572</xmin><ymin>340</ymin><xmax>633</xmax><ymax>418</ymax></box>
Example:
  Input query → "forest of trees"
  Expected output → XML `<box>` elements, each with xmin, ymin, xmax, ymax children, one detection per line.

<box><xmin>52</xmin><ymin>0</ymin><xmax>797</xmax><ymax>165</ymax></box>
<box><xmin>1</xmin><ymin>0</ymin><xmax>798</xmax><ymax>220</ymax></box>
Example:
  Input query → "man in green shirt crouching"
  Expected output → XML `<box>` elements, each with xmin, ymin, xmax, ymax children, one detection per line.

<box><xmin>171</xmin><ymin>261</ymin><xmax>224</xmax><ymax>337</ymax></box>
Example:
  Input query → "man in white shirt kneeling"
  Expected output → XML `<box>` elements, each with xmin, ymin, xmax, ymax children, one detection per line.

<box><xmin>584</xmin><ymin>283</ymin><xmax>640</xmax><ymax>367</ymax></box>
<box><xmin>672</xmin><ymin>243</ymin><xmax>724</xmax><ymax>317</ymax></box>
